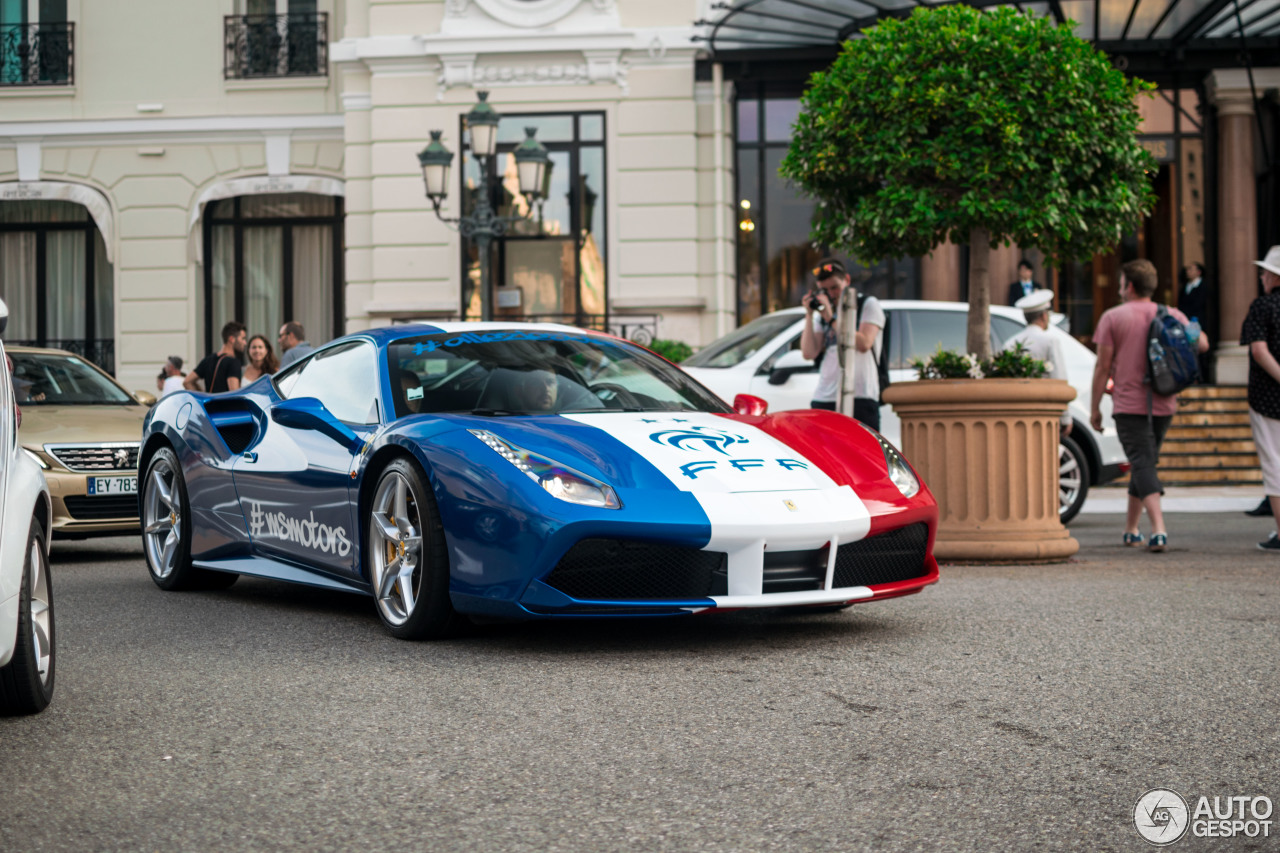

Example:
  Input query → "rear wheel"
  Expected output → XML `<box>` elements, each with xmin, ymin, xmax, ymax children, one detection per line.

<box><xmin>366</xmin><ymin>457</ymin><xmax>461</xmax><ymax>640</ymax></box>
<box><xmin>0</xmin><ymin>518</ymin><xmax>54</xmax><ymax>715</ymax></box>
<box><xmin>1058</xmin><ymin>435</ymin><xmax>1091</xmax><ymax>524</ymax></box>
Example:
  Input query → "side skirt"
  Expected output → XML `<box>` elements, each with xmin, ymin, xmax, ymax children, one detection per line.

<box><xmin>194</xmin><ymin>557</ymin><xmax>372</xmax><ymax>596</ymax></box>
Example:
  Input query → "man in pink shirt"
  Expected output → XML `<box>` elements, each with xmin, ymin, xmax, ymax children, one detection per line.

<box><xmin>1090</xmin><ymin>259</ymin><xmax>1210</xmax><ymax>552</ymax></box>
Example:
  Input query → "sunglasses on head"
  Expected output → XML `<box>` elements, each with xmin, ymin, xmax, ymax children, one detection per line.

<box><xmin>812</xmin><ymin>263</ymin><xmax>841</xmax><ymax>277</ymax></box>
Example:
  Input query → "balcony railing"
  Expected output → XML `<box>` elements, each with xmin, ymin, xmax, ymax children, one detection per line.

<box><xmin>224</xmin><ymin>13</ymin><xmax>327</xmax><ymax>79</ymax></box>
<box><xmin>0</xmin><ymin>22</ymin><xmax>73</xmax><ymax>86</ymax></box>
<box><xmin>9</xmin><ymin>339</ymin><xmax>115</xmax><ymax>376</ymax></box>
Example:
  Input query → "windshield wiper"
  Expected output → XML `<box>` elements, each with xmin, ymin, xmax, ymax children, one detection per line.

<box><xmin>470</xmin><ymin>408</ymin><xmax>532</xmax><ymax>417</ymax></box>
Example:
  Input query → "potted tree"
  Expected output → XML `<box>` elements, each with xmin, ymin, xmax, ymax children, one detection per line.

<box><xmin>780</xmin><ymin>6</ymin><xmax>1156</xmax><ymax>561</ymax></box>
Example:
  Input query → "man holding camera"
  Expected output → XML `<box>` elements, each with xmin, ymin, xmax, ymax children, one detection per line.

<box><xmin>799</xmin><ymin>258</ymin><xmax>885</xmax><ymax>429</ymax></box>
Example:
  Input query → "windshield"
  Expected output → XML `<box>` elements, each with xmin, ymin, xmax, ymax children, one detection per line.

<box><xmin>387</xmin><ymin>330</ymin><xmax>731</xmax><ymax>418</ymax></box>
<box><xmin>683</xmin><ymin>312</ymin><xmax>800</xmax><ymax>368</ymax></box>
<box><xmin>7</xmin><ymin>352</ymin><xmax>136</xmax><ymax>406</ymax></box>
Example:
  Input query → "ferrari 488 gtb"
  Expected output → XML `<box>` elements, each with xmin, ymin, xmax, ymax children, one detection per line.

<box><xmin>139</xmin><ymin>324</ymin><xmax>938</xmax><ymax>639</ymax></box>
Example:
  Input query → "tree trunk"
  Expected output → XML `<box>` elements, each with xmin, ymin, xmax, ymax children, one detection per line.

<box><xmin>966</xmin><ymin>225</ymin><xmax>992</xmax><ymax>361</ymax></box>
<box><xmin>837</xmin><ymin>285</ymin><xmax>858</xmax><ymax>417</ymax></box>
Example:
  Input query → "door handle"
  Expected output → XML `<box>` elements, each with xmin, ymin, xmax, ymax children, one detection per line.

<box><xmin>242</xmin><ymin>452</ymin><xmax>258</xmax><ymax>463</ymax></box>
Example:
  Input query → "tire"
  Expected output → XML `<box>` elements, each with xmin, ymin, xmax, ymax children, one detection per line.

<box><xmin>0</xmin><ymin>518</ymin><xmax>54</xmax><ymax>715</ymax></box>
<box><xmin>1058</xmin><ymin>435</ymin><xmax>1091</xmax><ymax>524</ymax></box>
<box><xmin>141</xmin><ymin>447</ymin><xmax>237</xmax><ymax>590</ymax></box>
<box><xmin>366</xmin><ymin>457</ymin><xmax>462</xmax><ymax>640</ymax></box>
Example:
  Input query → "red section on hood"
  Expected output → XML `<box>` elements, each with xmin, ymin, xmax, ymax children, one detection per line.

<box><xmin>719</xmin><ymin>409</ymin><xmax>937</xmax><ymax>538</ymax></box>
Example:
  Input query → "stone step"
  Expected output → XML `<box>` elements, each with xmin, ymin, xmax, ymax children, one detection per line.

<box><xmin>1160</xmin><ymin>453</ymin><xmax>1259</xmax><ymax>469</ymax></box>
<box><xmin>1112</xmin><ymin>468</ymin><xmax>1264</xmax><ymax>485</ymax></box>
<box><xmin>1175</xmin><ymin>412</ymin><xmax>1255</xmax><ymax>427</ymax></box>
<box><xmin>1179</xmin><ymin>385</ymin><xmax>1249</xmax><ymax>399</ymax></box>
<box><xmin>1166</xmin><ymin>425</ymin><xmax>1254</xmax><ymax>440</ymax></box>
<box><xmin>1176</xmin><ymin>398</ymin><xmax>1251</xmax><ymax>413</ymax></box>
<box><xmin>1162</xmin><ymin>438</ymin><xmax>1259</xmax><ymax>454</ymax></box>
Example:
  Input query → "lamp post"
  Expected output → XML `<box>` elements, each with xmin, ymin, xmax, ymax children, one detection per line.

<box><xmin>417</xmin><ymin>91</ymin><xmax>552</xmax><ymax>321</ymax></box>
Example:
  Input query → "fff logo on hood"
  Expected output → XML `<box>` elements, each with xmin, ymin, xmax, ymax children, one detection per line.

<box><xmin>649</xmin><ymin>426</ymin><xmax>748</xmax><ymax>455</ymax></box>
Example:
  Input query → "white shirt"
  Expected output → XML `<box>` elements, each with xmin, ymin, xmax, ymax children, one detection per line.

<box><xmin>811</xmin><ymin>296</ymin><xmax>885</xmax><ymax>403</ymax></box>
<box><xmin>161</xmin><ymin>374</ymin><xmax>186</xmax><ymax>397</ymax></box>
<box><xmin>1004</xmin><ymin>323</ymin><xmax>1070</xmax><ymax>426</ymax></box>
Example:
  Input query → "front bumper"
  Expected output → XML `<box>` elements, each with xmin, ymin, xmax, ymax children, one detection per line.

<box><xmin>43</xmin><ymin>471</ymin><xmax>139</xmax><ymax>538</ymax></box>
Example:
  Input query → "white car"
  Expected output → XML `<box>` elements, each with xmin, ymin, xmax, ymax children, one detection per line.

<box><xmin>682</xmin><ymin>301</ymin><xmax>1127</xmax><ymax>522</ymax></box>
<box><xmin>0</xmin><ymin>298</ymin><xmax>55</xmax><ymax>715</ymax></box>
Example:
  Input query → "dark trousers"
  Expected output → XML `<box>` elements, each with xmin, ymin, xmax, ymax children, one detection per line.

<box><xmin>1114</xmin><ymin>413</ymin><xmax>1173</xmax><ymax>499</ymax></box>
<box><xmin>810</xmin><ymin>398</ymin><xmax>881</xmax><ymax>431</ymax></box>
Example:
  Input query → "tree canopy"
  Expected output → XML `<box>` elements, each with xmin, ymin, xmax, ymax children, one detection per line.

<box><xmin>779</xmin><ymin>5</ymin><xmax>1157</xmax><ymax>357</ymax></box>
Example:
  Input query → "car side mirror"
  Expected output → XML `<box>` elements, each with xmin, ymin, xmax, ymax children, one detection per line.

<box><xmin>733</xmin><ymin>394</ymin><xmax>768</xmax><ymax>416</ymax></box>
<box><xmin>768</xmin><ymin>349</ymin><xmax>815</xmax><ymax>386</ymax></box>
<box><xmin>134</xmin><ymin>390</ymin><xmax>157</xmax><ymax>407</ymax></box>
<box><xmin>272</xmin><ymin>397</ymin><xmax>364</xmax><ymax>453</ymax></box>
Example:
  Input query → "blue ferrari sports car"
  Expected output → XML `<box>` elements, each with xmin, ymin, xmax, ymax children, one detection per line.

<box><xmin>139</xmin><ymin>323</ymin><xmax>939</xmax><ymax>639</ymax></box>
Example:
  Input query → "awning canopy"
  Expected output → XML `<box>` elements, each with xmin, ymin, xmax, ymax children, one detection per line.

<box><xmin>695</xmin><ymin>0</ymin><xmax>1280</xmax><ymax>70</ymax></box>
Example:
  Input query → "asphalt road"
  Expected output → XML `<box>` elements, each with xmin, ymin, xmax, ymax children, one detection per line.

<box><xmin>2</xmin><ymin>508</ymin><xmax>1277</xmax><ymax>852</ymax></box>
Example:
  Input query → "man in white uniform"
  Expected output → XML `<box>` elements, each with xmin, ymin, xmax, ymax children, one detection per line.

<box><xmin>1005</xmin><ymin>289</ymin><xmax>1071</xmax><ymax>436</ymax></box>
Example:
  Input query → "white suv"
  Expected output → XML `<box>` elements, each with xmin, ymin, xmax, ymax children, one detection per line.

<box><xmin>0</xmin><ymin>298</ymin><xmax>55</xmax><ymax>715</ymax></box>
<box><xmin>682</xmin><ymin>301</ymin><xmax>1127</xmax><ymax>522</ymax></box>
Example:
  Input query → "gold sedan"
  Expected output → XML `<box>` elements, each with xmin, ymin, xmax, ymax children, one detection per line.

<box><xmin>8</xmin><ymin>346</ymin><xmax>155</xmax><ymax>539</ymax></box>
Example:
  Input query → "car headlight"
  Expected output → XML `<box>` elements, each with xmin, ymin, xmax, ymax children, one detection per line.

<box><xmin>857</xmin><ymin>423</ymin><xmax>919</xmax><ymax>499</ymax></box>
<box><xmin>469</xmin><ymin>430</ymin><xmax>622</xmax><ymax>509</ymax></box>
<box><xmin>23</xmin><ymin>448</ymin><xmax>48</xmax><ymax>470</ymax></box>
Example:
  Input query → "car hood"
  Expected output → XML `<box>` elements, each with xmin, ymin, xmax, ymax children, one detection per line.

<box><xmin>18</xmin><ymin>404</ymin><xmax>149</xmax><ymax>449</ymax></box>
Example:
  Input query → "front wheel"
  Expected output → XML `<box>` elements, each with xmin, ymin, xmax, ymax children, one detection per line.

<box><xmin>366</xmin><ymin>457</ymin><xmax>462</xmax><ymax>640</ymax></box>
<box><xmin>0</xmin><ymin>518</ymin><xmax>54</xmax><ymax>715</ymax></box>
<box><xmin>1058</xmin><ymin>435</ymin><xmax>1091</xmax><ymax>524</ymax></box>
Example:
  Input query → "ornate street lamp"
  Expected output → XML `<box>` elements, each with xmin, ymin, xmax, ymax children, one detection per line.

<box><xmin>417</xmin><ymin>91</ymin><xmax>551</xmax><ymax>321</ymax></box>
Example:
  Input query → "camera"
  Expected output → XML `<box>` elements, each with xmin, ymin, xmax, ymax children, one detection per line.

<box><xmin>806</xmin><ymin>292</ymin><xmax>823</xmax><ymax>311</ymax></box>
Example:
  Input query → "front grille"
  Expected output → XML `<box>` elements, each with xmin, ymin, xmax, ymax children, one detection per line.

<box><xmin>763</xmin><ymin>549</ymin><xmax>827</xmax><ymax>593</ymax></box>
<box><xmin>544</xmin><ymin>539</ymin><xmax>728</xmax><ymax>600</ymax></box>
<box><xmin>833</xmin><ymin>523</ymin><xmax>930</xmax><ymax>588</ymax></box>
<box><xmin>64</xmin><ymin>495</ymin><xmax>139</xmax><ymax>521</ymax></box>
<box><xmin>46</xmin><ymin>444</ymin><xmax>139</xmax><ymax>472</ymax></box>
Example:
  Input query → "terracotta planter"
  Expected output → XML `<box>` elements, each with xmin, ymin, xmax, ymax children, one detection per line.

<box><xmin>883</xmin><ymin>378</ymin><xmax>1079</xmax><ymax>563</ymax></box>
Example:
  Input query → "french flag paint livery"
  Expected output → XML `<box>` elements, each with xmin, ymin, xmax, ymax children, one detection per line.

<box><xmin>562</xmin><ymin>412</ymin><xmax>873</xmax><ymax>607</ymax></box>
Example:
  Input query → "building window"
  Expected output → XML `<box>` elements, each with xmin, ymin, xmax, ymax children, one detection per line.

<box><xmin>0</xmin><ymin>199</ymin><xmax>114</xmax><ymax>371</ymax></box>
<box><xmin>460</xmin><ymin>112</ymin><xmax>607</xmax><ymax>325</ymax></box>
<box><xmin>202</xmin><ymin>193</ymin><xmax>343</xmax><ymax>354</ymax></box>
<box><xmin>0</xmin><ymin>0</ymin><xmax>72</xmax><ymax>86</ymax></box>
<box><xmin>224</xmin><ymin>1</ymin><xmax>326</xmax><ymax>79</ymax></box>
<box><xmin>734</xmin><ymin>85</ymin><xmax>919</xmax><ymax>325</ymax></box>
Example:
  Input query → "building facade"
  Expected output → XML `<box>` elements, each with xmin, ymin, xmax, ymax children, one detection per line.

<box><xmin>1</xmin><ymin>0</ymin><xmax>1277</xmax><ymax>392</ymax></box>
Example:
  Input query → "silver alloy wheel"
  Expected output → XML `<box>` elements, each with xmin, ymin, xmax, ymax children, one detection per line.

<box><xmin>28</xmin><ymin>537</ymin><xmax>52</xmax><ymax>686</ymax></box>
<box><xmin>1059</xmin><ymin>441</ymin><xmax>1083</xmax><ymax>517</ymax></box>
<box><xmin>370</xmin><ymin>471</ymin><xmax>424</xmax><ymax>626</ymax></box>
<box><xmin>143</xmin><ymin>456</ymin><xmax>182</xmax><ymax>579</ymax></box>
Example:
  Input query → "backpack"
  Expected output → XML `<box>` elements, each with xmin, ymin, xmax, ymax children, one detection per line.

<box><xmin>1146</xmin><ymin>305</ymin><xmax>1199</xmax><ymax>397</ymax></box>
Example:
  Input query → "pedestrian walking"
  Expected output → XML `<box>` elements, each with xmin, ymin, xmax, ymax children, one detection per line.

<box><xmin>1240</xmin><ymin>246</ymin><xmax>1280</xmax><ymax>551</ymax></box>
<box><xmin>186</xmin><ymin>321</ymin><xmax>246</xmax><ymax>393</ymax></box>
<box><xmin>1005</xmin><ymin>289</ymin><xmax>1071</xmax><ymax>435</ymax></box>
<box><xmin>1089</xmin><ymin>259</ymin><xmax>1209</xmax><ymax>552</ymax></box>
<box><xmin>277</xmin><ymin>321</ymin><xmax>314</xmax><ymax>370</ymax></box>
<box><xmin>242</xmin><ymin>334</ymin><xmax>279</xmax><ymax>384</ymax></box>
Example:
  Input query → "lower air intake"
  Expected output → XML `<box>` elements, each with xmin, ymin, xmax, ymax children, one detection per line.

<box><xmin>832</xmin><ymin>523</ymin><xmax>930</xmax><ymax>588</ymax></box>
<box><xmin>544</xmin><ymin>539</ymin><xmax>728</xmax><ymax>600</ymax></box>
